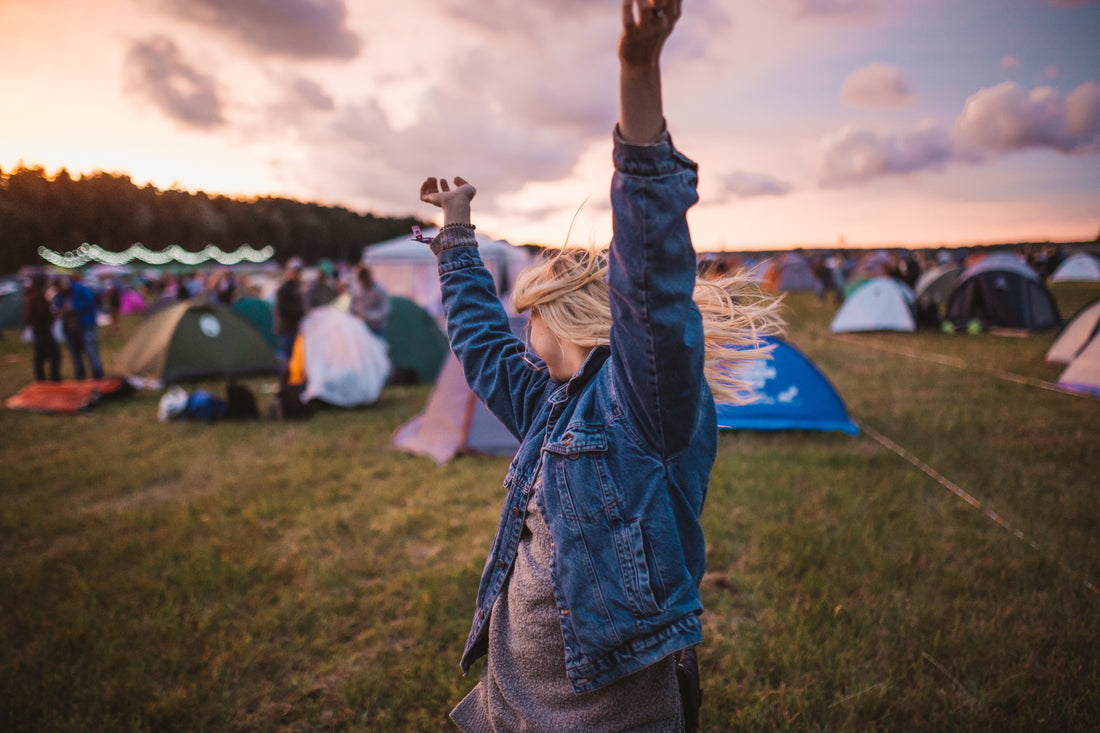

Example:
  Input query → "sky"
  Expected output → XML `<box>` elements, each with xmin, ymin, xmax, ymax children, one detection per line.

<box><xmin>2</xmin><ymin>0</ymin><xmax>1098</xmax><ymax>252</ymax></box>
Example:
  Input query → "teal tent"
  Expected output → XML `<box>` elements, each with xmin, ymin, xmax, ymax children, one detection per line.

<box><xmin>0</xmin><ymin>280</ymin><xmax>23</xmax><ymax>332</ymax></box>
<box><xmin>383</xmin><ymin>296</ymin><xmax>449</xmax><ymax>384</ymax></box>
<box><xmin>232</xmin><ymin>296</ymin><xmax>278</xmax><ymax>350</ymax></box>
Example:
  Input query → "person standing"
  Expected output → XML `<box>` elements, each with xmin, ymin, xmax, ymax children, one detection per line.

<box><xmin>275</xmin><ymin>258</ymin><xmax>306</xmax><ymax>382</ymax></box>
<box><xmin>419</xmin><ymin>2</ymin><xmax>783</xmax><ymax>729</ymax></box>
<box><xmin>23</xmin><ymin>273</ymin><xmax>61</xmax><ymax>382</ymax></box>
<box><xmin>349</xmin><ymin>265</ymin><xmax>391</xmax><ymax>335</ymax></box>
<box><xmin>53</xmin><ymin>273</ymin><xmax>104</xmax><ymax>380</ymax></box>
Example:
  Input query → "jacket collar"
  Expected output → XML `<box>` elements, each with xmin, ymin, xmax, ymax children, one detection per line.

<box><xmin>549</xmin><ymin>346</ymin><xmax>610</xmax><ymax>405</ymax></box>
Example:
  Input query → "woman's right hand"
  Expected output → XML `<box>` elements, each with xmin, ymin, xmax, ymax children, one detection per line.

<box><xmin>419</xmin><ymin>176</ymin><xmax>477</xmax><ymax>225</ymax></box>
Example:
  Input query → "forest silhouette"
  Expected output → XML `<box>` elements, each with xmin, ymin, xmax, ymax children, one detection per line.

<box><xmin>0</xmin><ymin>165</ymin><xmax>424</xmax><ymax>273</ymax></box>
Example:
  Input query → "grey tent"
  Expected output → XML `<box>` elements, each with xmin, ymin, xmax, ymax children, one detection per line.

<box><xmin>945</xmin><ymin>257</ymin><xmax>1061</xmax><ymax>332</ymax></box>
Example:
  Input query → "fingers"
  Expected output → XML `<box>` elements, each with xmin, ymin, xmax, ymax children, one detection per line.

<box><xmin>419</xmin><ymin>177</ymin><xmax>438</xmax><ymax>201</ymax></box>
<box><xmin>623</xmin><ymin>0</ymin><xmax>636</xmax><ymax>29</ymax></box>
<box><xmin>624</xmin><ymin>0</ymin><xmax>678</xmax><ymax>28</ymax></box>
<box><xmin>440</xmin><ymin>179</ymin><xmax>450</xmax><ymax>193</ymax></box>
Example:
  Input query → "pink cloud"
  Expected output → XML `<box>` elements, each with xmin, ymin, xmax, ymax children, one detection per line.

<box><xmin>955</xmin><ymin>81</ymin><xmax>1100</xmax><ymax>155</ymax></box>
<box><xmin>841</xmin><ymin>64</ymin><xmax>915</xmax><ymax>108</ymax></box>
<box><xmin>819</xmin><ymin>123</ymin><xmax>956</xmax><ymax>187</ymax></box>
<box><xmin>720</xmin><ymin>171</ymin><xmax>793</xmax><ymax>199</ymax></box>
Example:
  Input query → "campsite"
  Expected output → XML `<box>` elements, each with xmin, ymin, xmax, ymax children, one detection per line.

<box><xmin>1</xmin><ymin>264</ymin><xmax>1098</xmax><ymax>730</ymax></box>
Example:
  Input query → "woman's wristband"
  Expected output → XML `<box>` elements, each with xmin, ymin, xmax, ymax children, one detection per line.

<box><xmin>430</xmin><ymin>223</ymin><xmax>478</xmax><ymax>256</ymax></box>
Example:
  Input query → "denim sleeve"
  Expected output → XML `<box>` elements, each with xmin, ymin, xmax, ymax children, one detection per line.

<box><xmin>607</xmin><ymin>129</ymin><xmax>704</xmax><ymax>456</ymax></box>
<box><xmin>436</xmin><ymin>235</ymin><xmax>549</xmax><ymax>439</ymax></box>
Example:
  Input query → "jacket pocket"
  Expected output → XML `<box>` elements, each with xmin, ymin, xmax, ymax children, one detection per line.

<box><xmin>544</xmin><ymin>426</ymin><xmax>612</xmax><ymax>523</ymax></box>
<box><xmin>616</xmin><ymin>518</ymin><xmax>665</xmax><ymax>618</ymax></box>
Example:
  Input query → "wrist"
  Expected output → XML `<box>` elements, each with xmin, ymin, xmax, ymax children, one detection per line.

<box><xmin>442</xmin><ymin>201</ymin><xmax>472</xmax><ymax>226</ymax></box>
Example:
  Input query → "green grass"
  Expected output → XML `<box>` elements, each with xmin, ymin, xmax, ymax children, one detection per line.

<box><xmin>2</xmin><ymin>283</ymin><xmax>1098</xmax><ymax>731</ymax></box>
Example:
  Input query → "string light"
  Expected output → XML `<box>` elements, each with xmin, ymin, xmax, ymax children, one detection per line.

<box><xmin>36</xmin><ymin>243</ymin><xmax>275</xmax><ymax>268</ymax></box>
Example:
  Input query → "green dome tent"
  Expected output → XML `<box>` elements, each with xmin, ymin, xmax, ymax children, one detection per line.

<box><xmin>113</xmin><ymin>300</ymin><xmax>279</xmax><ymax>385</ymax></box>
<box><xmin>382</xmin><ymin>296</ymin><xmax>450</xmax><ymax>384</ymax></box>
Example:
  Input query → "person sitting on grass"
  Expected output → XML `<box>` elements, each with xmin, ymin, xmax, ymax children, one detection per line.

<box><xmin>418</xmin><ymin>1</ymin><xmax>784</xmax><ymax>729</ymax></box>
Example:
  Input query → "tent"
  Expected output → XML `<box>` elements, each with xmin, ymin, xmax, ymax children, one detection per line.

<box><xmin>717</xmin><ymin>337</ymin><xmax>858</xmax><ymax>434</ymax></box>
<box><xmin>760</xmin><ymin>252</ymin><xmax>820</xmax><ymax>293</ymax></box>
<box><xmin>1057</xmin><ymin>333</ymin><xmax>1100</xmax><ymax>397</ymax></box>
<box><xmin>232</xmin><ymin>296</ymin><xmax>278</xmax><ymax>350</ymax></box>
<box><xmin>1046</xmin><ymin>298</ymin><xmax>1100</xmax><ymax>365</ymax></box>
<box><xmin>383</xmin><ymin>296</ymin><xmax>450</xmax><ymax>384</ymax></box>
<box><xmin>1050</xmin><ymin>252</ymin><xmax>1100</xmax><ymax>283</ymax></box>
<box><xmin>845</xmin><ymin>250</ymin><xmax>894</xmax><ymax>293</ymax></box>
<box><xmin>362</xmin><ymin>229</ymin><xmax>532</xmax><ymax>317</ymax></box>
<box><xmin>944</xmin><ymin>257</ymin><xmax>1061</xmax><ymax>331</ymax></box>
<box><xmin>392</xmin><ymin>315</ymin><xmax>526</xmax><ymax>463</ymax></box>
<box><xmin>914</xmin><ymin>265</ymin><xmax>963</xmax><ymax>315</ymax></box>
<box><xmin>294</xmin><ymin>305</ymin><xmax>391</xmax><ymax>407</ymax></box>
<box><xmin>119</xmin><ymin>289</ymin><xmax>147</xmax><ymax>315</ymax></box>
<box><xmin>0</xmin><ymin>279</ymin><xmax>23</xmax><ymax>332</ymax></box>
<box><xmin>830</xmin><ymin>277</ymin><xmax>916</xmax><ymax>333</ymax></box>
<box><xmin>113</xmin><ymin>300</ymin><xmax>280</xmax><ymax>385</ymax></box>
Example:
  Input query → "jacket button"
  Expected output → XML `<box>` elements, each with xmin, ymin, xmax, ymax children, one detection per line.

<box><xmin>511</xmin><ymin>507</ymin><xmax>521</xmax><ymax>517</ymax></box>
<box><xmin>497</xmin><ymin>559</ymin><xmax>506</xmax><ymax>570</ymax></box>
<box><xmin>562</xmin><ymin>433</ymin><xmax>572</xmax><ymax>445</ymax></box>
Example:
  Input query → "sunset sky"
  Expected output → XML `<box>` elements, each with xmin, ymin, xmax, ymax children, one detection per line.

<box><xmin>2</xmin><ymin>0</ymin><xmax>1098</xmax><ymax>252</ymax></box>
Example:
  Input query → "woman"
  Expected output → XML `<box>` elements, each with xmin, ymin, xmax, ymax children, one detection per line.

<box><xmin>420</xmin><ymin>1</ymin><xmax>783</xmax><ymax>729</ymax></box>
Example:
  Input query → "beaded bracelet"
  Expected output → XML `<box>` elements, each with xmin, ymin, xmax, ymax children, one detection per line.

<box><xmin>439</xmin><ymin>222</ymin><xmax>475</xmax><ymax>233</ymax></box>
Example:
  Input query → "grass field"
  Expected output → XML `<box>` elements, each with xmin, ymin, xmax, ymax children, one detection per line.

<box><xmin>2</xmin><ymin>281</ymin><xmax>1098</xmax><ymax>731</ymax></box>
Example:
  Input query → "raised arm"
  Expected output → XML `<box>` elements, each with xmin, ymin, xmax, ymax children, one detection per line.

<box><xmin>609</xmin><ymin>0</ymin><xmax>704</xmax><ymax>457</ymax></box>
<box><xmin>618</xmin><ymin>0</ymin><xmax>680</xmax><ymax>143</ymax></box>
<box><xmin>419</xmin><ymin>176</ymin><xmax>549</xmax><ymax>439</ymax></box>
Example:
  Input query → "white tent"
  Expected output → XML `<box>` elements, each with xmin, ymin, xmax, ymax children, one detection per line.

<box><xmin>297</xmin><ymin>305</ymin><xmax>391</xmax><ymax>407</ymax></box>
<box><xmin>830</xmin><ymin>277</ymin><xmax>916</xmax><ymax>333</ymax></box>
<box><xmin>1058</xmin><ymin>332</ymin><xmax>1100</xmax><ymax>397</ymax></box>
<box><xmin>1050</xmin><ymin>253</ymin><xmax>1100</xmax><ymax>283</ymax></box>
<box><xmin>362</xmin><ymin>229</ymin><xmax>533</xmax><ymax>318</ymax></box>
<box><xmin>1046</xmin><ymin>299</ymin><xmax>1100</xmax><ymax>365</ymax></box>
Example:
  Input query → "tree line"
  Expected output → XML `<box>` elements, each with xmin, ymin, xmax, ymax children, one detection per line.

<box><xmin>0</xmin><ymin>165</ymin><xmax>425</xmax><ymax>274</ymax></box>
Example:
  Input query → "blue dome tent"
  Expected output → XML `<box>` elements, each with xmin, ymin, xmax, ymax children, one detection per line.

<box><xmin>717</xmin><ymin>337</ymin><xmax>858</xmax><ymax>435</ymax></box>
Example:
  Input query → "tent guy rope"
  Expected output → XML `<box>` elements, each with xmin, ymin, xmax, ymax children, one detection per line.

<box><xmin>832</xmin><ymin>334</ymin><xmax>1087</xmax><ymax>398</ymax></box>
<box><xmin>857</xmin><ymin>420</ymin><xmax>1099</xmax><ymax>596</ymax></box>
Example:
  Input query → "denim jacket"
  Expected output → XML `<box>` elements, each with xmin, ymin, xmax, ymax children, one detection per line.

<box><xmin>435</xmin><ymin>130</ymin><xmax>714</xmax><ymax>695</ymax></box>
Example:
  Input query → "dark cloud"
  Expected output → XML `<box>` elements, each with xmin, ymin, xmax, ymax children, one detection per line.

<box><xmin>124</xmin><ymin>35</ymin><xmax>224</xmax><ymax>128</ymax></box>
<box><xmin>720</xmin><ymin>171</ymin><xmax>793</xmax><ymax>198</ymax></box>
<box><xmin>166</xmin><ymin>0</ymin><xmax>360</xmax><ymax>59</ymax></box>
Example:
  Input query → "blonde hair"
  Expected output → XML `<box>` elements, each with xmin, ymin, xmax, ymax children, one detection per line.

<box><xmin>512</xmin><ymin>246</ymin><xmax>785</xmax><ymax>404</ymax></box>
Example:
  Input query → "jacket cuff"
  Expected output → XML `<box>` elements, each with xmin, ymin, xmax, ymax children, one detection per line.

<box><xmin>430</xmin><ymin>225</ymin><xmax>478</xmax><ymax>256</ymax></box>
<box><xmin>612</xmin><ymin>123</ymin><xmax>697</xmax><ymax>177</ymax></box>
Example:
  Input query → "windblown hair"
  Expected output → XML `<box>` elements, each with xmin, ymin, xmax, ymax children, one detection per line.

<box><xmin>511</xmin><ymin>246</ymin><xmax>785</xmax><ymax>404</ymax></box>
